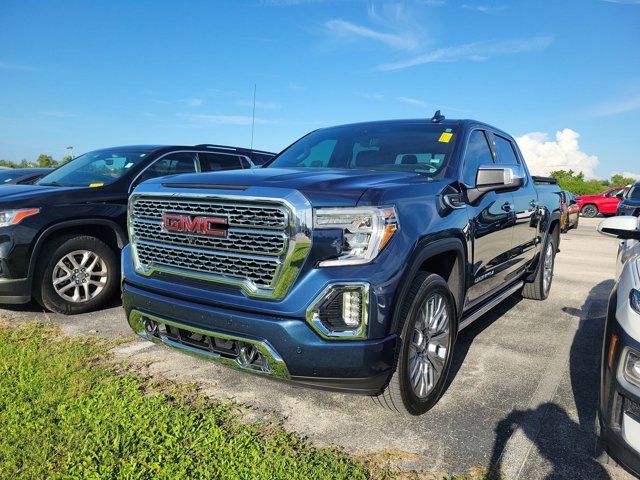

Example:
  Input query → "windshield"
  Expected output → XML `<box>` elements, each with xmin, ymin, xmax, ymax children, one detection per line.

<box><xmin>628</xmin><ymin>185</ymin><xmax>640</xmax><ymax>200</ymax></box>
<box><xmin>37</xmin><ymin>149</ymin><xmax>150</xmax><ymax>187</ymax></box>
<box><xmin>267</xmin><ymin>123</ymin><xmax>457</xmax><ymax>176</ymax></box>
<box><xmin>0</xmin><ymin>170</ymin><xmax>24</xmax><ymax>184</ymax></box>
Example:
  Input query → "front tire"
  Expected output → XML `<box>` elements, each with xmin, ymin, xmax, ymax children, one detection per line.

<box><xmin>374</xmin><ymin>273</ymin><xmax>457</xmax><ymax>415</ymax></box>
<box><xmin>581</xmin><ymin>204</ymin><xmax>599</xmax><ymax>218</ymax></box>
<box><xmin>34</xmin><ymin>235</ymin><xmax>119</xmax><ymax>315</ymax></box>
<box><xmin>522</xmin><ymin>235</ymin><xmax>556</xmax><ymax>301</ymax></box>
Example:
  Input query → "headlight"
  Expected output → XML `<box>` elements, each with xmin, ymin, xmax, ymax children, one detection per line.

<box><xmin>314</xmin><ymin>206</ymin><xmax>398</xmax><ymax>267</ymax></box>
<box><xmin>0</xmin><ymin>208</ymin><xmax>40</xmax><ymax>227</ymax></box>
<box><xmin>624</xmin><ymin>350</ymin><xmax>640</xmax><ymax>388</ymax></box>
<box><xmin>631</xmin><ymin>289</ymin><xmax>640</xmax><ymax>314</ymax></box>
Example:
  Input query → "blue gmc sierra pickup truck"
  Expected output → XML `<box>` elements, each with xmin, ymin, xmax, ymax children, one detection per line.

<box><xmin>122</xmin><ymin>113</ymin><xmax>562</xmax><ymax>415</ymax></box>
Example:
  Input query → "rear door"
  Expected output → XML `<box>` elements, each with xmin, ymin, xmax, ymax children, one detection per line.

<box><xmin>463</xmin><ymin>129</ymin><xmax>516</xmax><ymax>308</ymax></box>
<box><xmin>491</xmin><ymin>132</ymin><xmax>539</xmax><ymax>269</ymax></box>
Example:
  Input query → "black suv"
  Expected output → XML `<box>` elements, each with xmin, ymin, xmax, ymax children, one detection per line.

<box><xmin>0</xmin><ymin>144</ymin><xmax>274</xmax><ymax>314</ymax></box>
<box><xmin>618</xmin><ymin>181</ymin><xmax>640</xmax><ymax>217</ymax></box>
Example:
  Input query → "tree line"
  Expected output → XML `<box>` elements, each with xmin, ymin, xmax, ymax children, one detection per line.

<box><xmin>550</xmin><ymin>170</ymin><xmax>637</xmax><ymax>195</ymax></box>
<box><xmin>0</xmin><ymin>154</ymin><xmax>73</xmax><ymax>169</ymax></box>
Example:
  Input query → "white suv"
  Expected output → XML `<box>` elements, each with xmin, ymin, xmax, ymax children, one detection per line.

<box><xmin>598</xmin><ymin>216</ymin><xmax>640</xmax><ymax>475</ymax></box>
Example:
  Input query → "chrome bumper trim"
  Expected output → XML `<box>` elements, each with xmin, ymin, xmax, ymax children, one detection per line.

<box><xmin>128</xmin><ymin>309</ymin><xmax>290</xmax><ymax>379</ymax></box>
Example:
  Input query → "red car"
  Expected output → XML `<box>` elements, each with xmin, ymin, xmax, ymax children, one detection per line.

<box><xmin>577</xmin><ymin>186</ymin><xmax>630</xmax><ymax>218</ymax></box>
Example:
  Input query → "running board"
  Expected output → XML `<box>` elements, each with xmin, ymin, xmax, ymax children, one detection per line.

<box><xmin>459</xmin><ymin>281</ymin><xmax>524</xmax><ymax>331</ymax></box>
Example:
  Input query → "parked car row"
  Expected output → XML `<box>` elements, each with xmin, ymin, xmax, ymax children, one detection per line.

<box><xmin>577</xmin><ymin>186</ymin><xmax>630</xmax><ymax>218</ymax></box>
<box><xmin>0</xmin><ymin>144</ymin><xmax>275</xmax><ymax>313</ymax></box>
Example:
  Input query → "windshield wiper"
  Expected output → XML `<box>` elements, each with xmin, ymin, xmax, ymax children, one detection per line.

<box><xmin>38</xmin><ymin>182</ymin><xmax>64</xmax><ymax>187</ymax></box>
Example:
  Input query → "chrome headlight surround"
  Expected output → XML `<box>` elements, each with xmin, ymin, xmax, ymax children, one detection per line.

<box><xmin>306</xmin><ymin>283</ymin><xmax>369</xmax><ymax>340</ymax></box>
<box><xmin>314</xmin><ymin>206</ymin><xmax>398</xmax><ymax>267</ymax></box>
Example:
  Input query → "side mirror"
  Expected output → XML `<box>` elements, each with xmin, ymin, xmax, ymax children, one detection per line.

<box><xmin>598</xmin><ymin>216</ymin><xmax>640</xmax><ymax>240</ymax></box>
<box><xmin>468</xmin><ymin>165</ymin><xmax>523</xmax><ymax>203</ymax></box>
<box><xmin>570</xmin><ymin>198</ymin><xmax>577</xmax><ymax>205</ymax></box>
<box><xmin>617</xmin><ymin>192</ymin><xmax>625</xmax><ymax>199</ymax></box>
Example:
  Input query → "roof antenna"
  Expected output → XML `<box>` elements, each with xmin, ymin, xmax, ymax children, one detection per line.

<box><xmin>250</xmin><ymin>83</ymin><xmax>257</xmax><ymax>150</ymax></box>
<box><xmin>431</xmin><ymin>110</ymin><xmax>445</xmax><ymax>123</ymax></box>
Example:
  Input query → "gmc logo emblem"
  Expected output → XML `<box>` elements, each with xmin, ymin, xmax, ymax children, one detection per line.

<box><xmin>162</xmin><ymin>213</ymin><xmax>227</xmax><ymax>237</ymax></box>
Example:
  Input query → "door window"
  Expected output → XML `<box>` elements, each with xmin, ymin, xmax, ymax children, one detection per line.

<box><xmin>493</xmin><ymin>135</ymin><xmax>520</xmax><ymax>165</ymax></box>
<box><xmin>199</xmin><ymin>153</ymin><xmax>243</xmax><ymax>171</ymax></box>
<box><xmin>138</xmin><ymin>152</ymin><xmax>198</xmax><ymax>183</ymax></box>
<box><xmin>462</xmin><ymin>130</ymin><xmax>494</xmax><ymax>186</ymax></box>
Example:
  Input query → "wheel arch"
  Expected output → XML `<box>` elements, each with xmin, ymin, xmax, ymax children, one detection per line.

<box><xmin>389</xmin><ymin>236</ymin><xmax>467</xmax><ymax>334</ymax></box>
<box><xmin>27</xmin><ymin>219</ymin><xmax>126</xmax><ymax>288</ymax></box>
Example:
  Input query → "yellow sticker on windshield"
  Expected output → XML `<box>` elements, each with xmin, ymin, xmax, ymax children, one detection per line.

<box><xmin>438</xmin><ymin>131</ymin><xmax>453</xmax><ymax>143</ymax></box>
<box><xmin>89</xmin><ymin>182</ymin><xmax>104</xmax><ymax>188</ymax></box>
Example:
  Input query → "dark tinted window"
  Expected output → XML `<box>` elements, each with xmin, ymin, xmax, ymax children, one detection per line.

<box><xmin>251</xmin><ymin>153</ymin><xmax>275</xmax><ymax>166</ymax></box>
<box><xmin>139</xmin><ymin>152</ymin><xmax>197</xmax><ymax>182</ymax></box>
<box><xmin>493</xmin><ymin>135</ymin><xmax>520</xmax><ymax>165</ymax></box>
<box><xmin>200</xmin><ymin>153</ymin><xmax>243</xmax><ymax>172</ymax></box>
<box><xmin>629</xmin><ymin>185</ymin><xmax>640</xmax><ymax>200</ymax></box>
<box><xmin>462</xmin><ymin>130</ymin><xmax>494</xmax><ymax>186</ymax></box>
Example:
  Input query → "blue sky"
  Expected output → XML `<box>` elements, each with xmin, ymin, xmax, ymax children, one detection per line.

<box><xmin>1</xmin><ymin>0</ymin><xmax>639</xmax><ymax>179</ymax></box>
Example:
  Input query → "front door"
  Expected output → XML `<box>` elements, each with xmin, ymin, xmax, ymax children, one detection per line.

<box><xmin>491</xmin><ymin>132</ymin><xmax>540</xmax><ymax>272</ymax></box>
<box><xmin>462</xmin><ymin>129</ymin><xmax>516</xmax><ymax>308</ymax></box>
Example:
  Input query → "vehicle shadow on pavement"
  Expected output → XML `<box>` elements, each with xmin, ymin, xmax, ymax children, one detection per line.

<box><xmin>0</xmin><ymin>297</ymin><xmax>122</xmax><ymax>315</ymax></box>
<box><xmin>486</xmin><ymin>280</ymin><xmax>615</xmax><ymax>480</ymax></box>
<box><xmin>445</xmin><ymin>294</ymin><xmax>523</xmax><ymax>391</ymax></box>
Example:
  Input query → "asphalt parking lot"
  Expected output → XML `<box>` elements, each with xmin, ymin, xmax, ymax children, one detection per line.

<box><xmin>1</xmin><ymin>217</ymin><xmax>635</xmax><ymax>479</ymax></box>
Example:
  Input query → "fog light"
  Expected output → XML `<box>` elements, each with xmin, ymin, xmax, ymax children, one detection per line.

<box><xmin>624</xmin><ymin>350</ymin><xmax>640</xmax><ymax>388</ymax></box>
<box><xmin>306</xmin><ymin>283</ymin><xmax>369</xmax><ymax>339</ymax></box>
<box><xmin>342</xmin><ymin>290</ymin><xmax>362</xmax><ymax>327</ymax></box>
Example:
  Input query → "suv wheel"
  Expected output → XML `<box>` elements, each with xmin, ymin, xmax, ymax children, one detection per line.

<box><xmin>521</xmin><ymin>235</ymin><xmax>556</xmax><ymax>301</ymax></box>
<box><xmin>34</xmin><ymin>235</ymin><xmax>118</xmax><ymax>315</ymax></box>
<box><xmin>374</xmin><ymin>273</ymin><xmax>457</xmax><ymax>415</ymax></box>
<box><xmin>581</xmin><ymin>204</ymin><xmax>599</xmax><ymax>218</ymax></box>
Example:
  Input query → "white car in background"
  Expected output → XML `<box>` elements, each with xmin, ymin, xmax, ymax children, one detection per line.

<box><xmin>598</xmin><ymin>216</ymin><xmax>640</xmax><ymax>475</ymax></box>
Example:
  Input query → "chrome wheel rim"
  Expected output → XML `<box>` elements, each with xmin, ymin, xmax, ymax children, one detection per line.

<box><xmin>543</xmin><ymin>242</ymin><xmax>554</xmax><ymax>293</ymax></box>
<box><xmin>407</xmin><ymin>293</ymin><xmax>450</xmax><ymax>399</ymax></box>
<box><xmin>52</xmin><ymin>250</ymin><xmax>108</xmax><ymax>303</ymax></box>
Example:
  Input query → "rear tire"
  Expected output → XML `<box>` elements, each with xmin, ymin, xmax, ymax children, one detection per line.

<box><xmin>374</xmin><ymin>273</ymin><xmax>457</xmax><ymax>416</ymax></box>
<box><xmin>581</xmin><ymin>204</ymin><xmax>599</xmax><ymax>218</ymax></box>
<box><xmin>34</xmin><ymin>235</ymin><xmax>119</xmax><ymax>315</ymax></box>
<box><xmin>522</xmin><ymin>235</ymin><xmax>556</xmax><ymax>301</ymax></box>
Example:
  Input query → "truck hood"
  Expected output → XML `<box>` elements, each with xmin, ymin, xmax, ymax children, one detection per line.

<box><xmin>151</xmin><ymin>167</ymin><xmax>428</xmax><ymax>207</ymax></box>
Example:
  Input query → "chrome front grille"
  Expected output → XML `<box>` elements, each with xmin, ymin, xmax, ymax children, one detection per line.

<box><xmin>132</xmin><ymin>198</ymin><xmax>287</xmax><ymax>229</ymax></box>
<box><xmin>135</xmin><ymin>242</ymin><xmax>279</xmax><ymax>286</ymax></box>
<box><xmin>131</xmin><ymin>219</ymin><xmax>287</xmax><ymax>256</ymax></box>
<box><xmin>128</xmin><ymin>193</ymin><xmax>311</xmax><ymax>296</ymax></box>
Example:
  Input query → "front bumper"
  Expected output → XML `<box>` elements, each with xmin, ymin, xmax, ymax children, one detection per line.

<box><xmin>123</xmin><ymin>282</ymin><xmax>397</xmax><ymax>394</ymax></box>
<box><xmin>600</xmin><ymin>299</ymin><xmax>640</xmax><ymax>476</ymax></box>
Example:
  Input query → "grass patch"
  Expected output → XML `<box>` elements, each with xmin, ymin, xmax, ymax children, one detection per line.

<box><xmin>0</xmin><ymin>322</ymin><xmax>379</xmax><ymax>479</ymax></box>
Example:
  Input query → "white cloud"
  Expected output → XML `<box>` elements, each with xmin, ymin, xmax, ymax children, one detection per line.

<box><xmin>397</xmin><ymin>96</ymin><xmax>428</xmax><ymax>108</ymax></box>
<box><xmin>184</xmin><ymin>98</ymin><xmax>203</xmax><ymax>107</ymax></box>
<box><xmin>39</xmin><ymin>111</ymin><xmax>80</xmax><ymax>118</ymax></box>
<box><xmin>375</xmin><ymin>35</ymin><xmax>553</xmax><ymax>71</ymax></box>
<box><xmin>177</xmin><ymin>113</ymin><xmax>272</xmax><ymax>126</ymax></box>
<box><xmin>237</xmin><ymin>100</ymin><xmax>281</xmax><ymax>110</ymax></box>
<box><xmin>515</xmin><ymin>129</ymin><xmax>599</xmax><ymax>178</ymax></box>
<box><xmin>589</xmin><ymin>95</ymin><xmax>640</xmax><ymax>116</ymax></box>
<box><xmin>324</xmin><ymin>18</ymin><xmax>418</xmax><ymax>50</ymax></box>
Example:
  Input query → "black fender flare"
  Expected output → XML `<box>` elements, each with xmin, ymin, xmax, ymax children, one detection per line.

<box><xmin>389</xmin><ymin>236</ymin><xmax>467</xmax><ymax>334</ymax></box>
<box><xmin>27</xmin><ymin>219</ymin><xmax>127</xmax><ymax>285</ymax></box>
